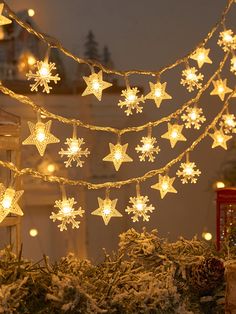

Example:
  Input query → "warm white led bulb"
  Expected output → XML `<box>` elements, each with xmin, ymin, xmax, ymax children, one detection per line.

<box><xmin>28</xmin><ymin>56</ymin><xmax>36</xmax><ymax>66</ymax></box>
<box><xmin>39</xmin><ymin>63</ymin><xmax>50</xmax><ymax>77</ymax></box>
<box><xmin>62</xmin><ymin>202</ymin><xmax>73</xmax><ymax>215</ymax></box>
<box><xmin>92</xmin><ymin>80</ymin><xmax>100</xmax><ymax>91</ymax></box>
<box><xmin>114</xmin><ymin>150</ymin><xmax>122</xmax><ymax>160</ymax></box>
<box><xmin>171</xmin><ymin>130</ymin><xmax>178</xmax><ymax>138</ymax></box>
<box><xmin>103</xmin><ymin>206</ymin><xmax>111</xmax><ymax>215</ymax></box>
<box><xmin>217</xmin><ymin>135</ymin><xmax>224</xmax><ymax>143</ymax></box>
<box><xmin>154</xmin><ymin>88</ymin><xmax>162</xmax><ymax>97</ymax></box>
<box><xmin>36</xmin><ymin>124</ymin><xmax>46</xmax><ymax>142</ymax></box>
<box><xmin>161</xmin><ymin>181</ymin><xmax>169</xmax><ymax>191</ymax></box>
<box><xmin>185</xmin><ymin>166</ymin><xmax>193</xmax><ymax>175</ymax></box>
<box><xmin>127</xmin><ymin>92</ymin><xmax>136</xmax><ymax>102</ymax></box>
<box><xmin>136</xmin><ymin>202</ymin><xmax>144</xmax><ymax>211</ymax></box>
<box><xmin>70</xmin><ymin>139</ymin><xmax>80</xmax><ymax>153</ymax></box>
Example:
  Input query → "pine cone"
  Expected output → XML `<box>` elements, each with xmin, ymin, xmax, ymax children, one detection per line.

<box><xmin>186</xmin><ymin>257</ymin><xmax>224</xmax><ymax>294</ymax></box>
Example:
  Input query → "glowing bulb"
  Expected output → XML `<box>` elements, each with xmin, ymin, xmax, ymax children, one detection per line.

<box><xmin>161</xmin><ymin>181</ymin><xmax>169</xmax><ymax>191</ymax></box>
<box><xmin>28</xmin><ymin>9</ymin><xmax>35</xmax><ymax>17</ymax></box>
<box><xmin>47</xmin><ymin>163</ymin><xmax>55</xmax><ymax>173</ymax></box>
<box><xmin>29</xmin><ymin>228</ymin><xmax>38</xmax><ymax>237</ymax></box>
<box><xmin>189</xmin><ymin>111</ymin><xmax>197</xmax><ymax>121</ymax></box>
<box><xmin>225</xmin><ymin>117</ymin><xmax>235</xmax><ymax>127</ymax></box>
<box><xmin>154</xmin><ymin>88</ymin><xmax>162</xmax><ymax>98</ymax></box>
<box><xmin>103</xmin><ymin>207</ymin><xmax>111</xmax><ymax>215</ymax></box>
<box><xmin>198</xmin><ymin>52</ymin><xmax>205</xmax><ymax>61</ymax></box>
<box><xmin>70</xmin><ymin>140</ymin><xmax>80</xmax><ymax>153</ymax></box>
<box><xmin>92</xmin><ymin>80</ymin><xmax>100</xmax><ymax>91</ymax></box>
<box><xmin>171</xmin><ymin>130</ymin><xmax>178</xmax><ymax>138</ymax></box>
<box><xmin>27</xmin><ymin>55</ymin><xmax>36</xmax><ymax>66</ymax></box>
<box><xmin>187</xmin><ymin>72</ymin><xmax>195</xmax><ymax>81</ymax></box>
<box><xmin>62</xmin><ymin>203</ymin><xmax>72</xmax><ymax>215</ymax></box>
<box><xmin>223</xmin><ymin>33</ymin><xmax>233</xmax><ymax>43</ymax></box>
<box><xmin>127</xmin><ymin>93</ymin><xmax>136</xmax><ymax>102</ymax></box>
<box><xmin>216</xmin><ymin>181</ymin><xmax>225</xmax><ymax>189</ymax></box>
<box><xmin>1</xmin><ymin>188</ymin><xmax>15</xmax><ymax>209</ymax></box>
<box><xmin>136</xmin><ymin>202</ymin><xmax>144</xmax><ymax>211</ymax></box>
<box><xmin>203</xmin><ymin>232</ymin><xmax>212</xmax><ymax>241</ymax></box>
<box><xmin>36</xmin><ymin>124</ymin><xmax>46</xmax><ymax>142</ymax></box>
<box><xmin>39</xmin><ymin>63</ymin><xmax>50</xmax><ymax>77</ymax></box>
<box><xmin>185</xmin><ymin>166</ymin><xmax>193</xmax><ymax>175</ymax></box>
<box><xmin>114</xmin><ymin>150</ymin><xmax>122</xmax><ymax>160</ymax></box>
<box><xmin>216</xmin><ymin>135</ymin><xmax>224</xmax><ymax>143</ymax></box>
<box><xmin>217</xmin><ymin>85</ymin><xmax>225</xmax><ymax>94</ymax></box>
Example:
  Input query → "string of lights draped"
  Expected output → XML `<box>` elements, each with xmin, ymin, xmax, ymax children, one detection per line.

<box><xmin>0</xmin><ymin>1</ymin><xmax>235</xmax><ymax>229</ymax></box>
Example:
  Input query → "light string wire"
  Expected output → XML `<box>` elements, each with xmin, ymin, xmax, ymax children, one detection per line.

<box><xmin>2</xmin><ymin>0</ymin><xmax>234</xmax><ymax>77</ymax></box>
<box><xmin>0</xmin><ymin>53</ymin><xmax>230</xmax><ymax>135</ymax></box>
<box><xmin>0</xmin><ymin>91</ymin><xmax>234</xmax><ymax>190</ymax></box>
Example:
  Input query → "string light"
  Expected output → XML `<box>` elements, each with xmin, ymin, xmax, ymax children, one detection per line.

<box><xmin>59</xmin><ymin>125</ymin><xmax>90</xmax><ymax>167</ymax></box>
<box><xmin>103</xmin><ymin>141</ymin><xmax>133</xmax><ymax>171</ymax></box>
<box><xmin>180</xmin><ymin>67</ymin><xmax>204</xmax><ymax>92</ymax></box>
<box><xmin>145</xmin><ymin>81</ymin><xmax>172</xmax><ymax>108</ymax></box>
<box><xmin>215</xmin><ymin>181</ymin><xmax>225</xmax><ymax>189</ymax></box>
<box><xmin>26</xmin><ymin>60</ymin><xmax>60</xmax><ymax>93</ymax></box>
<box><xmin>217</xmin><ymin>29</ymin><xmax>236</xmax><ymax>51</ymax></box>
<box><xmin>161</xmin><ymin>123</ymin><xmax>186</xmax><ymax>148</ymax></box>
<box><xmin>0</xmin><ymin>183</ymin><xmax>24</xmax><ymax>223</ymax></box>
<box><xmin>91</xmin><ymin>191</ymin><xmax>122</xmax><ymax>225</ymax></box>
<box><xmin>190</xmin><ymin>47</ymin><xmax>212</xmax><ymax>68</ymax></box>
<box><xmin>202</xmin><ymin>231</ymin><xmax>213</xmax><ymax>241</ymax></box>
<box><xmin>28</xmin><ymin>9</ymin><xmax>35</xmax><ymax>17</ymax></box>
<box><xmin>209</xmin><ymin>128</ymin><xmax>232</xmax><ymax>150</ymax></box>
<box><xmin>135</xmin><ymin>126</ymin><xmax>160</xmax><ymax>162</ymax></box>
<box><xmin>176</xmin><ymin>153</ymin><xmax>201</xmax><ymax>184</ymax></box>
<box><xmin>23</xmin><ymin>114</ymin><xmax>59</xmax><ymax>156</ymax></box>
<box><xmin>50</xmin><ymin>187</ymin><xmax>84</xmax><ymax>231</ymax></box>
<box><xmin>82</xmin><ymin>70</ymin><xmax>112</xmax><ymax>101</ymax></box>
<box><xmin>125</xmin><ymin>184</ymin><xmax>155</xmax><ymax>222</ymax></box>
<box><xmin>210</xmin><ymin>78</ymin><xmax>233</xmax><ymax>101</ymax></box>
<box><xmin>181</xmin><ymin>106</ymin><xmax>206</xmax><ymax>129</ymax></box>
<box><xmin>151</xmin><ymin>174</ymin><xmax>177</xmax><ymax>199</ymax></box>
<box><xmin>29</xmin><ymin>228</ymin><xmax>38</xmax><ymax>237</ymax></box>
<box><xmin>118</xmin><ymin>87</ymin><xmax>145</xmax><ymax>115</ymax></box>
<box><xmin>0</xmin><ymin>3</ymin><xmax>11</xmax><ymax>26</ymax></box>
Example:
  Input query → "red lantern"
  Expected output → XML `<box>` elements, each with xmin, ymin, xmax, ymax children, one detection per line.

<box><xmin>216</xmin><ymin>188</ymin><xmax>236</xmax><ymax>250</ymax></box>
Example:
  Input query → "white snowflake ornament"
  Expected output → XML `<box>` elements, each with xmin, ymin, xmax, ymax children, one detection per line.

<box><xmin>118</xmin><ymin>87</ymin><xmax>145</xmax><ymax>115</ymax></box>
<box><xmin>26</xmin><ymin>60</ymin><xmax>60</xmax><ymax>93</ymax></box>
<box><xmin>135</xmin><ymin>136</ymin><xmax>160</xmax><ymax>162</ymax></box>
<box><xmin>180</xmin><ymin>67</ymin><xmax>204</xmax><ymax>92</ymax></box>
<box><xmin>176</xmin><ymin>155</ymin><xmax>201</xmax><ymax>184</ymax></box>
<box><xmin>181</xmin><ymin>106</ymin><xmax>206</xmax><ymax>129</ymax></box>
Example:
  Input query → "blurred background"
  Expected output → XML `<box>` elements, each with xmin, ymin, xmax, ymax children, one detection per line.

<box><xmin>0</xmin><ymin>0</ymin><xmax>235</xmax><ymax>262</ymax></box>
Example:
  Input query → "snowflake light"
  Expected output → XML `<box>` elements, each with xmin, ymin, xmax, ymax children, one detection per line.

<box><xmin>103</xmin><ymin>142</ymin><xmax>133</xmax><ymax>171</ymax></box>
<box><xmin>50</xmin><ymin>196</ymin><xmax>84</xmax><ymax>231</ymax></box>
<box><xmin>190</xmin><ymin>47</ymin><xmax>212</xmax><ymax>68</ymax></box>
<box><xmin>82</xmin><ymin>70</ymin><xmax>112</xmax><ymax>101</ymax></box>
<box><xmin>161</xmin><ymin>123</ymin><xmax>186</xmax><ymax>148</ymax></box>
<box><xmin>220</xmin><ymin>113</ymin><xmax>236</xmax><ymax>133</ymax></box>
<box><xmin>23</xmin><ymin>119</ymin><xmax>60</xmax><ymax>156</ymax></box>
<box><xmin>118</xmin><ymin>87</ymin><xmax>145</xmax><ymax>115</ymax></box>
<box><xmin>181</xmin><ymin>106</ymin><xmax>206</xmax><ymax>129</ymax></box>
<box><xmin>151</xmin><ymin>174</ymin><xmax>177</xmax><ymax>199</ymax></box>
<box><xmin>180</xmin><ymin>67</ymin><xmax>204</xmax><ymax>92</ymax></box>
<box><xmin>125</xmin><ymin>185</ymin><xmax>155</xmax><ymax>222</ymax></box>
<box><xmin>209</xmin><ymin>128</ymin><xmax>232</xmax><ymax>150</ymax></box>
<box><xmin>135</xmin><ymin>134</ymin><xmax>160</xmax><ymax>162</ymax></box>
<box><xmin>145</xmin><ymin>81</ymin><xmax>172</xmax><ymax>108</ymax></box>
<box><xmin>210</xmin><ymin>79</ymin><xmax>232</xmax><ymax>101</ymax></box>
<box><xmin>0</xmin><ymin>184</ymin><xmax>24</xmax><ymax>223</ymax></box>
<box><xmin>59</xmin><ymin>126</ymin><xmax>90</xmax><ymax>167</ymax></box>
<box><xmin>230</xmin><ymin>56</ymin><xmax>236</xmax><ymax>75</ymax></box>
<box><xmin>91</xmin><ymin>196</ymin><xmax>122</xmax><ymax>225</ymax></box>
<box><xmin>26</xmin><ymin>60</ymin><xmax>60</xmax><ymax>93</ymax></box>
<box><xmin>176</xmin><ymin>155</ymin><xmax>201</xmax><ymax>184</ymax></box>
<box><xmin>217</xmin><ymin>29</ymin><xmax>236</xmax><ymax>52</ymax></box>
<box><xmin>0</xmin><ymin>3</ymin><xmax>12</xmax><ymax>26</ymax></box>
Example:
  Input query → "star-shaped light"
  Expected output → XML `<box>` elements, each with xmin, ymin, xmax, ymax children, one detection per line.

<box><xmin>190</xmin><ymin>48</ymin><xmax>212</xmax><ymax>68</ymax></box>
<box><xmin>230</xmin><ymin>56</ymin><xmax>236</xmax><ymax>75</ymax></box>
<box><xmin>0</xmin><ymin>4</ymin><xmax>12</xmax><ymax>26</ymax></box>
<box><xmin>91</xmin><ymin>197</ymin><xmax>122</xmax><ymax>225</ymax></box>
<box><xmin>59</xmin><ymin>137</ymin><xmax>90</xmax><ymax>168</ymax></box>
<box><xmin>23</xmin><ymin>120</ymin><xmax>60</xmax><ymax>156</ymax></box>
<box><xmin>181</xmin><ymin>106</ymin><xmax>206</xmax><ymax>129</ymax></box>
<box><xmin>118</xmin><ymin>87</ymin><xmax>145</xmax><ymax>115</ymax></box>
<box><xmin>180</xmin><ymin>67</ymin><xmax>204</xmax><ymax>92</ymax></box>
<box><xmin>82</xmin><ymin>70</ymin><xmax>112</xmax><ymax>101</ymax></box>
<box><xmin>145</xmin><ymin>81</ymin><xmax>172</xmax><ymax>108</ymax></box>
<box><xmin>103</xmin><ymin>142</ymin><xmax>133</xmax><ymax>171</ymax></box>
<box><xmin>26</xmin><ymin>61</ymin><xmax>60</xmax><ymax>93</ymax></box>
<box><xmin>217</xmin><ymin>29</ymin><xmax>236</xmax><ymax>52</ymax></box>
<box><xmin>209</xmin><ymin>128</ymin><xmax>232</xmax><ymax>150</ymax></box>
<box><xmin>0</xmin><ymin>184</ymin><xmax>24</xmax><ymax>223</ymax></box>
<box><xmin>125</xmin><ymin>194</ymin><xmax>155</xmax><ymax>222</ymax></box>
<box><xmin>151</xmin><ymin>174</ymin><xmax>177</xmax><ymax>199</ymax></box>
<box><xmin>161</xmin><ymin>123</ymin><xmax>186</xmax><ymax>148</ymax></box>
<box><xmin>210</xmin><ymin>79</ymin><xmax>232</xmax><ymax>101</ymax></box>
<box><xmin>176</xmin><ymin>160</ymin><xmax>201</xmax><ymax>184</ymax></box>
<box><xmin>135</xmin><ymin>136</ymin><xmax>160</xmax><ymax>162</ymax></box>
<box><xmin>220</xmin><ymin>113</ymin><xmax>236</xmax><ymax>134</ymax></box>
<box><xmin>50</xmin><ymin>197</ymin><xmax>84</xmax><ymax>231</ymax></box>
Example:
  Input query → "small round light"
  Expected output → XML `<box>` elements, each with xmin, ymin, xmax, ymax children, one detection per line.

<box><xmin>29</xmin><ymin>228</ymin><xmax>38</xmax><ymax>237</ymax></box>
<box><xmin>28</xmin><ymin>9</ymin><xmax>35</xmax><ymax>17</ymax></box>
<box><xmin>202</xmin><ymin>232</ymin><xmax>212</xmax><ymax>241</ymax></box>
<box><xmin>215</xmin><ymin>181</ymin><xmax>225</xmax><ymax>189</ymax></box>
<box><xmin>47</xmin><ymin>164</ymin><xmax>55</xmax><ymax>173</ymax></box>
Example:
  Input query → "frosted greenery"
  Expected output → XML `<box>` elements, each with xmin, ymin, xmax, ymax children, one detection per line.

<box><xmin>0</xmin><ymin>228</ymin><xmax>233</xmax><ymax>314</ymax></box>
